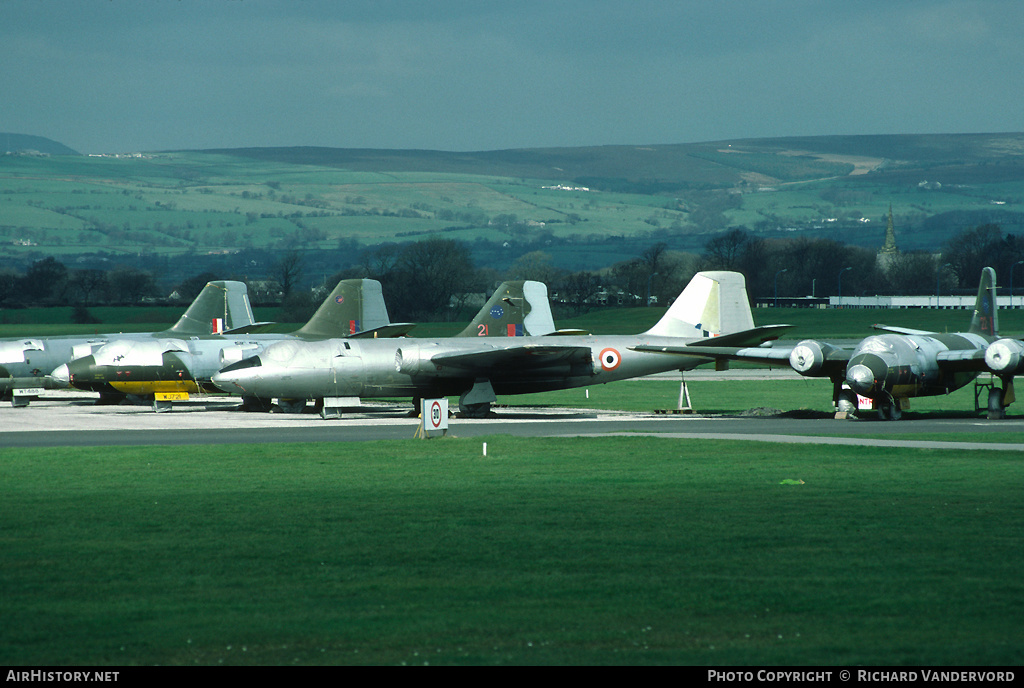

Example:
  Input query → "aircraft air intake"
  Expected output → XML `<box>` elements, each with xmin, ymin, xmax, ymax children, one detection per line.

<box><xmin>985</xmin><ymin>338</ymin><xmax>1024</xmax><ymax>374</ymax></box>
<box><xmin>788</xmin><ymin>340</ymin><xmax>835</xmax><ymax>376</ymax></box>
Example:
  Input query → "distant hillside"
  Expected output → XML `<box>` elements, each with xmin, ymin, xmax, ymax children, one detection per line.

<box><xmin>1</xmin><ymin>133</ymin><xmax>79</xmax><ymax>156</ymax></box>
<box><xmin>4</xmin><ymin>133</ymin><xmax>1024</xmax><ymax>289</ymax></box>
<box><xmin>203</xmin><ymin>132</ymin><xmax>1024</xmax><ymax>192</ymax></box>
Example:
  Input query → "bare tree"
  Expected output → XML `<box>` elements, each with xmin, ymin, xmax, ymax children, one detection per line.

<box><xmin>272</xmin><ymin>250</ymin><xmax>304</xmax><ymax>298</ymax></box>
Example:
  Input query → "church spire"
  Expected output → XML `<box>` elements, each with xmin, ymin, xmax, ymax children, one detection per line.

<box><xmin>881</xmin><ymin>204</ymin><xmax>898</xmax><ymax>254</ymax></box>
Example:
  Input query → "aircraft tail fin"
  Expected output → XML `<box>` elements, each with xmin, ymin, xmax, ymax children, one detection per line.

<box><xmin>643</xmin><ymin>271</ymin><xmax>754</xmax><ymax>338</ymax></box>
<box><xmin>294</xmin><ymin>279</ymin><xmax>392</xmax><ymax>339</ymax></box>
<box><xmin>969</xmin><ymin>266</ymin><xmax>998</xmax><ymax>337</ymax></box>
<box><xmin>166</xmin><ymin>280</ymin><xmax>256</xmax><ymax>335</ymax></box>
<box><xmin>456</xmin><ymin>280</ymin><xmax>556</xmax><ymax>337</ymax></box>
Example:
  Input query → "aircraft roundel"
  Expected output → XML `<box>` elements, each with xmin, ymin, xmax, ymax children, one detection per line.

<box><xmin>599</xmin><ymin>347</ymin><xmax>621</xmax><ymax>371</ymax></box>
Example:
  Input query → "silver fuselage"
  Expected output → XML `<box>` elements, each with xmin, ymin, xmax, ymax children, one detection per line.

<box><xmin>212</xmin><ymin>333</ymin><xmax>711</xmax><ymax>401</ymax></box>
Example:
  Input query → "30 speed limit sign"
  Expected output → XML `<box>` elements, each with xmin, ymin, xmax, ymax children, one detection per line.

<box><xmin>420</xmin><ymin>398</ymin><xmax>448</xmax><ymax>437</ymax></box>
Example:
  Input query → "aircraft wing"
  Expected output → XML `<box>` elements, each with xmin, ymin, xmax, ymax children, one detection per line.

<box><xmin>873</xmin><ymin>324</ymin><xmax>934</xmax><ymax>335</ymax></box>
<box><xmin>631</xmin><ymin>343</ymin><xmax>795</xmax><ymax>365</ymax></box>
<box><xmin>936</xmin><ymin>348</ymin><xmax>990</xmax><ymax>372</ymax></box>
<box><xmin>633</xmin><ymin>332</ymin><xmax>853</xmax><ymax>378</ymax></box>
<box><xmin>430</xmin><ymin>344</ymin><xmax>593</xmax><ymax>373</ymax></box>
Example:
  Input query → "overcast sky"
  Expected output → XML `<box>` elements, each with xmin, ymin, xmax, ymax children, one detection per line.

<box><xmin>2</xmin><ymin>0</ymin><xmax>1023</xmax><ymax>154</ymax></box>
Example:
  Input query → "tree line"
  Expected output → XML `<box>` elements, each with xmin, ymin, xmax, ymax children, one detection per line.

<box><xmin>2</xmin><ymin>224</ymin><xmax>1020</xmax><ymax>323</ymax></box>
<box><xmin>701</xmin><ymin>223</ymin><xmax>1024</xmax><ymax>301</ymax></box>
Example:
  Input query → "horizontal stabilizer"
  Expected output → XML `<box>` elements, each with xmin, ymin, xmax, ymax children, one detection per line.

<box><xmin>686</xmin><ymin>324</ymin><xmax>794</xmax><ymax>348</ymax></box>
<box><xmin>544</xmin><ymin>329</ymin><xmax>590</xmax><ymax>336</ymax></box>
<box><xmin>223</xmin><ymin>321</ymin><xmax>279</xmax><ymax>334</ymax></box>
<box><xmin>350</xmin><ymin>323</ymin><xmax>417</xmax><ymax>338</ymax></box>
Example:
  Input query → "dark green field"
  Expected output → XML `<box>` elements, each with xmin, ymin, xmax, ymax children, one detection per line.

<box><xmin>2</xmin><ymin>437</ymin><xmax>1021</xmax><ymax>666</ymax></box>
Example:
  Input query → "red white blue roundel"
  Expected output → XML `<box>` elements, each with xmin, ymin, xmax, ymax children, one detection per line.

<box><xmin>599</xmin><ymin>347</ymin><xmax>621</xmax><ymax>371</ymax></box>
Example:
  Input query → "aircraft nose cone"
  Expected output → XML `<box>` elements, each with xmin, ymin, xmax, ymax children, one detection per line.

<box><xmin>51</xmin><ymin>363</ymin><xmax>70</xmax><ymax>387</ymax></box>
<box><xmin>847</xmin><ymin>363</ymin><xmax>876</xmax><ymax>396</ymax></box>
<box><xmin>210</xmin><ymin>371</ymin><xmax>232</xmax><ymax>391</ymax></box>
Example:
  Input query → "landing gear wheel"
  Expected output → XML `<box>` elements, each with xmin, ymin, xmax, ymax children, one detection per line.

<box><xmin>877</xmin><ymin>401</ymin><xmax>902</xmax><ymax>421</ymax></box>
<box><xmin>240</xmin><ymin>395</ymin><xmax>274</xmax><ymax>412</ymax></box>
<box><xmin>988</xmin><ymin>387</ymin><xmax>1006</xmax><ymax>420</ymax></box>
<box><xmin>458</xmin><ymin>402</ymin><xmax>492</xmax><ymax>418</ymax></box>
<box><xmin>836</xmin><ymin>389</ymin><xmax>857</xmax><ymax>416</ymax></box>
<box><xmin>275</xmin><ymin>398</ymin><xmax>307</xmax><ymax>414</ymax></box>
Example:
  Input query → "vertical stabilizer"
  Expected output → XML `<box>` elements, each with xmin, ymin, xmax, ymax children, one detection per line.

<box><xmin>166</xmin><ymin>281</ymin><xmax>256</xmax><ymax>335</ymax></box>
<box><xmin>295</xmin><ymin>279</ymin><xmax>391</xmax><ymax>338</ymax></box>
<box><xmin>456</xmin><ymin>281</ymin><xmax>556</xmax><ymax>337</ymax></box>
<box><xmin>643</xmin><ymin>271</ymin><xmax>754</xmax><ymax>338</ymax></box>
<box><xmin>969</xmin><ymin>267</ymin><xmax>998</xmax><ymax>337</ymax></box>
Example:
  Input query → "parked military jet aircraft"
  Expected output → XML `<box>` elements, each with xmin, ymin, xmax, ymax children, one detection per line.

<box><xmin>0</xmin><ymin>280</ymin><xmax>258</xmax><ymax>405</ymax></box>
<box><xmin>54</xmin><ymin>278</ymin><xmax>410</xmax><ymax>409</ymax></box>
<box><xmin>635</xmin><ymin>267</ymin><xmax>1004</xmax><ymax>420</ymax></box>
<box><xmin>211</xmin><ymin>271</ymin><xmax>791</xmax><ymax>417</ymax></box>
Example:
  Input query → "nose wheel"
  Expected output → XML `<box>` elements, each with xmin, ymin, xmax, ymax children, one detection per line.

<box><xmin>876</xmin><ymin>395</ymin><xmax>902</xmax><ymax>421</ymax></box>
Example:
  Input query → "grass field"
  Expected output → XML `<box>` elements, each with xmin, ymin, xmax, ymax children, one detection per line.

<box><xmin>3</xmin><ymin>300</ymin><xmax>1024</xmax><ymax>665</ymax></box>
<box><xmin>2</xmin><ymin>437</ymin><xmax>1021</xmax><ymax>666</ymax></box>
<box><xmin>6</xmin><ymin>303</ymin><xmax>1024</xmax><ymax>339</ymax></box>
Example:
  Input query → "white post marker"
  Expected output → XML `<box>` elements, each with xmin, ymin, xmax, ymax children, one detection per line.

<box><xmin>420</xmin><ymin>398</ymin><xmax>449</xmax><ymax>438</ymax></box>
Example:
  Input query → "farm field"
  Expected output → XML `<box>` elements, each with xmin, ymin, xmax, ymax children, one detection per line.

<box><xmin>3</xmin><ymin>133</ymin><xmax>1024</xmax><ymax>273</ymax></box>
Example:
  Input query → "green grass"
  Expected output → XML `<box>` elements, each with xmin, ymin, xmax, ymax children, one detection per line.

<box><xmin>8</xmin><ymin>303</ymin><xmax>1024</xmax><ymax>340</ymax></box>
<box><xmin>2</xmin><ymin>437</ymin><xmax>1021</xmax><ymax>666</ymax></box>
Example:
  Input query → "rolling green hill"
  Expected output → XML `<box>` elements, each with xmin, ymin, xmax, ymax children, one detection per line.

<box><xmin>1</xmin><ymin>133</ymin><xmax>1023</xmax><ymax>280</ymax></box>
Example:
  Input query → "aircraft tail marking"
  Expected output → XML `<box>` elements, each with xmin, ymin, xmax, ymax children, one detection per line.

<box><xmin>167</xmin><ymin>281</ymin><xmax>256</xmax><ymax>335</ymax></box>
<box><xmin>644</xmin><ymin>271</ymin><xmax>754</xmax><ymax>338</ymax></box>
<box><xmin>969</xmin><ymin>267</ymin><xmax>998</xmax><ymax>337</ymax></box>
<box><xmin>295</xmin><ymin>279</ymin><xmax>391</xmax><ymax>338</ymax></box>
<box><xmin>457</xmin><ymin>281</ymin><xmax>556</xmax><ymax>337</ymax></box>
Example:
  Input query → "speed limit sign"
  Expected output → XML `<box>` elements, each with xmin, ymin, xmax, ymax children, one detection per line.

<box><xmin>420</xmin><ymin>398</ymin><xmax>448</xmax><ymax>437</ymax></box>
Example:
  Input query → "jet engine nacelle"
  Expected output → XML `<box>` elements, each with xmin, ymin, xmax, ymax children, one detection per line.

<box><xmin>219</xmin><ymin>343</ymin><xmax>263</xmax><ymax>368</ymax></box>
<box><xmin>395</xmin><ymin>345</ymin><xmax>434</xmax><ymax>377</ymax></box>
<box><xmin>985</xmin><ymin>338</ymin><xmax>1024</xmax><ymax>375</ymax></box>
<box><xmin>788</xmin><ymin>340</ymin><xmax>837</xmax><ymax>377</ymax></box>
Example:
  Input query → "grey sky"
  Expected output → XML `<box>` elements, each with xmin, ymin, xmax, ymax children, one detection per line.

<box><xmin>2</xmin><ymin>0</ymin><xmax>1022</xmax><ymax>154</ymax></box>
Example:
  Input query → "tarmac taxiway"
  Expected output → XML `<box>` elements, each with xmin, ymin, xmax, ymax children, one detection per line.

<box><xmin>2</xmin><ymin>385</ymin><xmax>1023</xmax><ymax>451</ymax></box>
